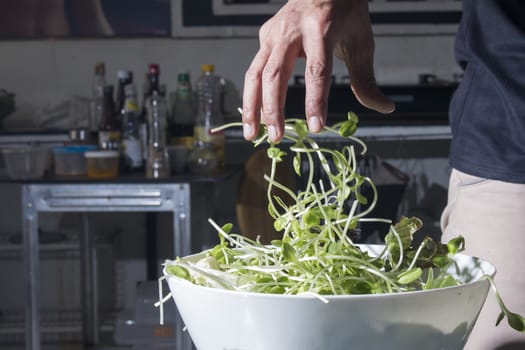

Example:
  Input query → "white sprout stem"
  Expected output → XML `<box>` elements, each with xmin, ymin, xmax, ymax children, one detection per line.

<box><xmin>342</xmin><ymin>200</ymin><xmax>359</xmax><ymax>240</ymax></box>
<box><xmin>359</xmin><ymin>266</ymin><xmax>395</xmax><ymax>293</ymax></box>
<box><xmin>353</xmin><ymin>177</ymin><xmax>379</xmax><ymax>220</ymax></box>
<box><xmin>208</xmin><ymin>218</ymin><xmax>245</xmax><ymax>249</ymax></box>
<box><xmin>267</xmin><ymin>156</ymin><xmax>279</xmax><ymax>218</ymax></box>
<box><xmin>263</xmin><ymin>174</ymin><xmax>299</xmax><ymax>202</ymax></box>
<box><xmin>183</xmin><ymin>262</ymin><xmax>238</xmax><ymax>290</ymax></box>
<box><xmin>389</xmin><ymin>225</ymin><xmax>405</xmax><ymax>273</ymax></box>
<box><xmin>358</xmin><ymin>218</ymin><xmax>392</xmax><ymax>223</ymax></box>
<box><xmin>157</xmin><ymin>276</ymin><xmax>166</xmax><ymax>325</ymax></box>
<box><xmin>407</xmin><ymin>239</ymin><xmax>428</xmax><ymax>271</ymax></box>
<box><xmin>324</xmin><ymin>125</ymin><xmax>368</xmax><ymax>155</ymax></box>
<box><xmin>311</xmin><ymin>185</ymin><xmax>331</xmax><ymax>230</ymax></box>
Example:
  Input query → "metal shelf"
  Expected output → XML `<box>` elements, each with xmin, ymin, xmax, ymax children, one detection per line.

<box><xmin>0</xmin><ymin>310</ymin><xmax>119</xmax><ymax>348</ymax></box>
<box><xmin>20</xmin><ymin>183</ymin><xmax>192</xmax><ymax>350</ymax></box>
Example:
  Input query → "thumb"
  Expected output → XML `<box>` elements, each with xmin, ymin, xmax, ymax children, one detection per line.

<box><xmin>334</xmin><ymin>3</ymin><xmax>395</xmax><ymax>114</ymax></box>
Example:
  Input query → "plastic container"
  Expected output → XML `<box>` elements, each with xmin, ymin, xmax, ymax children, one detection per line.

<box><xmin>1</xmin><ymin>146</ymin><xmax>50</xmax><ymax>179</ymax></box>
<box><xmin>85</xmin><ymin>150</ymin><xmax>119</xmax><ymax>178</ymax></box>
<box><xmin>194</xmin><ymin>64</ymin><xmax>225</xmax><ymax>171</ymax></box>
<box><xmin>53</xmin><ymin>145</ymin><xmax>96</xmax><ymax>176</ymax></box>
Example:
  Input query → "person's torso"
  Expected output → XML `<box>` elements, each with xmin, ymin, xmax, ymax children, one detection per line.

<box><xmin>449</xmin><ymin>0</ymin><xmax>525</xmax><ymax>183</ymax></box>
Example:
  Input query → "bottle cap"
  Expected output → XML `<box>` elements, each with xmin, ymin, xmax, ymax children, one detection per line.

<box><xmin>149</xmin><ymin>64</ymin><xmax>160</xmax><ymax>75</ymax></box>
<box><xmin>201</xmin><ymin>64</ymin><xmax>215</xmax><ymax>73</ymax></box>
<box><xmin>117</xmin><ymin>70</ymin><xmax>129</xmax><ymax>80</ymax></box>
<box><xmin>178</xmin><ymin>72</ymin><xmax>190</xmax><ymax>82</ymax></box>
<box><xmin>95</xmin><ymin>62</ymin><xmax>105</xmax><ymax>75</ymax></box>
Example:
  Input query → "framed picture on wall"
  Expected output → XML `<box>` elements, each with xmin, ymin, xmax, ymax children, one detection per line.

<box><xmin>0</xmin><ymin>0</ymin><xmax>171</xmax><ymax>39</ymax></box>
<box><xmin>172</xmin><ymin>0</ymin><xmax>462</xmax><ymax>38</ymax></box>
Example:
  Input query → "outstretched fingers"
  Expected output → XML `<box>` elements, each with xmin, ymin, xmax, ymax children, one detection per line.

<box><xmin>302</xmin><ymin>22</ymin><xmax>334</xmax><ymax>133</ymax></box>
<box><xmin>242</xmin><ymin>49</ymin><xmax>268</xmax><ymax>140</ymax></box>
<box><xmin>260</xmin><ymin>44</ymin><xmax>299</xmax><ymax>143</ymax></box>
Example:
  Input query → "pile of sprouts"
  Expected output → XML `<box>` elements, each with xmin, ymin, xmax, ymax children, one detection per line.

<box><xmin>157</xmin><ymin>112</ymin><xmax>524</xmax><ymax>332</ymax></box>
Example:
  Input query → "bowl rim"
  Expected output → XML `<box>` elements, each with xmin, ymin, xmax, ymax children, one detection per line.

<box><xmin>163</xmin><ymin>244</ymin><xmax>496</xmax><ymax>300</ymax></box>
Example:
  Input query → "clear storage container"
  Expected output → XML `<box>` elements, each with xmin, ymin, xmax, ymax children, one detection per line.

<box><xmin>2</xmin><ymin>145</ymin><xmax>51</xmax><ymax>179</ymax></box>
<box><xmin>85</xmin><ymin>150</ymin><xmax>119</xmax><ymax>179</ymax></box>
<box><xmin>53</xmin><ymin>145</ymin><xmax>96</xmax><ymax>176</ymax></box>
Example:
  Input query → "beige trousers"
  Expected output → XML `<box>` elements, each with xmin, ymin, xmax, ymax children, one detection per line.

<box><xmin>441</xmin><ymin>169</ymin><xmax>525</xmax><ymax>350</ymax></box>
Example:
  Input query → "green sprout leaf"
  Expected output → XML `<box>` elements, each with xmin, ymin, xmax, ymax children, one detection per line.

<box><xmin>267</xmin><ymin>146</ymin><xmax>286</xmax><ymax>162</ymax></box>
<box><xmin>397</xmin><ymin>268</ymin><xmax>422</xmax><ymax>285</ymax></box>
<box><xmin>490</xmin><ymin>278</ymin><xmax>525</xmax><ymax>332</ymax></box>
<box><xmin>166</xmin><ymin>265</ymin><xmax>192</xmax><ymax>281</ymax></box>
<box><xmin>339</xmin><ymin>120</ymin><xmax>357</xmax><ymax>138</ymax></box>
<box><xmin>271</xmin><ymin>239</ymin><xmax>282</xmax><ymax>247</ymax></box>
<box><xmin>355</xmin><ymin>192</ymin><xmax>368</xmax><ymax>205</ymax></box>
<box><xmin>303</xmin><ymin>209</ymin><xmax>321</xmax><ymax>228</ymax></box>
<box><xmin>221</xmin><ymin>223</ymin><xmax>233</xmax><ymax>234</ymax></box>
<box><xmin>447</xmin><ymin>236</ymin><xmax>465</xmax><ymax>255</ymax></box>
<box><xmin>338</xmin><ymin>112</ymin><xmax>359</xmax><ymax>137</ymax></box>
<box><xmin>282</xmin><ymin>242</ymin><xmax>297</xmax><ymax>262</ymax></box>
<box><xmin>348</xmin><ymin>111</ymin><xmax>359</xmax><ymax>124</ymax></box>
<box><xmin>274</xmin><ymin>217</ymin><xmax>287</xmax><ymax>232</ymax></box>
<box><xmin>294</xmin><ymin>120</ymin><xmax>309</xmax><ymax>138</ymax></box>
<box><xmin>293</xmin><ymin>153</ymin><xmax>302</xmax><ymax>176</ymax></box>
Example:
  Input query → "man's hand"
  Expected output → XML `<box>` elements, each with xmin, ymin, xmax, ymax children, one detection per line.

<box><xmin>242</xmin><ymin>0</ymin><xmax>395</xmax><ymax>143</ymax></box>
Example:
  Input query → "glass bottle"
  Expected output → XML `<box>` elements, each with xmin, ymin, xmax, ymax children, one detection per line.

<box><xmin>192</xmin><ymin>64</ymin><xmax>225</xmax><ymax>173</ymax></box>
<box><xmin>115</xmin><ymin>69</ymin><xmax>133</xmax><ymax>120</ymax></box>
<box><xmin>139</xmin><ymin>64</ymin><xmax>161</xmax><ymax>166</ymax></box>
<box><xmin>98</xmin><ymin>85</ymin><xmax>121</xmax><ymax>151</ymax></box>
<box><xmin>121</xmin><ymin>84</ymin><xmax>144</xmax><ymax>172</ymax></box>
<box><xmin>90</xmin><ymin>62</ymin><xmax>106</xmax><ymax>134</ymax></box>
<box><xmin>170</xmin><ymin>72</ymin><xmax>196</xmax><ymax>149</ymax></box>
<box><xmin>145</xmin><ymin>90</ymin><xmax>170</xmax><ymax>178</ymax></box>
<box><xmin>139</xmin><ymin>72</ymin><xmax>150</xmax><ymax>166</ymax></box>
<box><xmin>187</xmin><ymin>140</ymin><xmax>220</xmax><ymax>176</ymax></box>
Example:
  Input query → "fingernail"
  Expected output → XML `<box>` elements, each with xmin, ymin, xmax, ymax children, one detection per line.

<box><xmin>268</xmin><ymin>125</ymin><xmax>278</xmax><ymax>142</ymax></box>
<box><xmin>308</xmin><ymin>116</ymin><xmax>322</xmax><ymax>132</ymax></box>
<box><xmin>243</xmin><ymin>123</ymin><xmax>252</xmax><ymax>139</ymax></box>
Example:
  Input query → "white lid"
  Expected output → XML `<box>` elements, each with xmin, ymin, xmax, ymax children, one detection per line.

<box><xmin>85</xmin><ymin>150</ymin><xmax>119</xmax><ymax>158</ymax></box>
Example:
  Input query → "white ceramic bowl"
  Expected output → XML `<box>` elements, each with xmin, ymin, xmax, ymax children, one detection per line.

<box><xmin>164</xmin><ymin>245</ymin><xmax>495</xmax><ymax>350</ymax></box>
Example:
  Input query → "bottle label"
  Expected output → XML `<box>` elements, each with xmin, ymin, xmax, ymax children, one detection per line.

<box><xmin>125</xmin><ymin>100</ymin><xmax>139</xmax><ymax>112</ymax></box>
<box><xmin>178</xmin><ymin>87</ymin><xmax>191</xmax><ymax>97</ymax></box>
<box><xmin>139</xmin><ymin>122</ymin><xmax>148</xmax><ymax>160</ymax></box>
<box><xmin>122</xmin><ymin>137</ymin><xmax>143</xmax><ymax>168</ymax></box>
<box><xmin>170</xmin><ymin>136</ymin><xmax>194</xmax><ymax>149</ymax></box>
<box><xmin>99</xmin><ymin>131</ymin><xmax>121</xmax><ymax>150</ymax></box>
